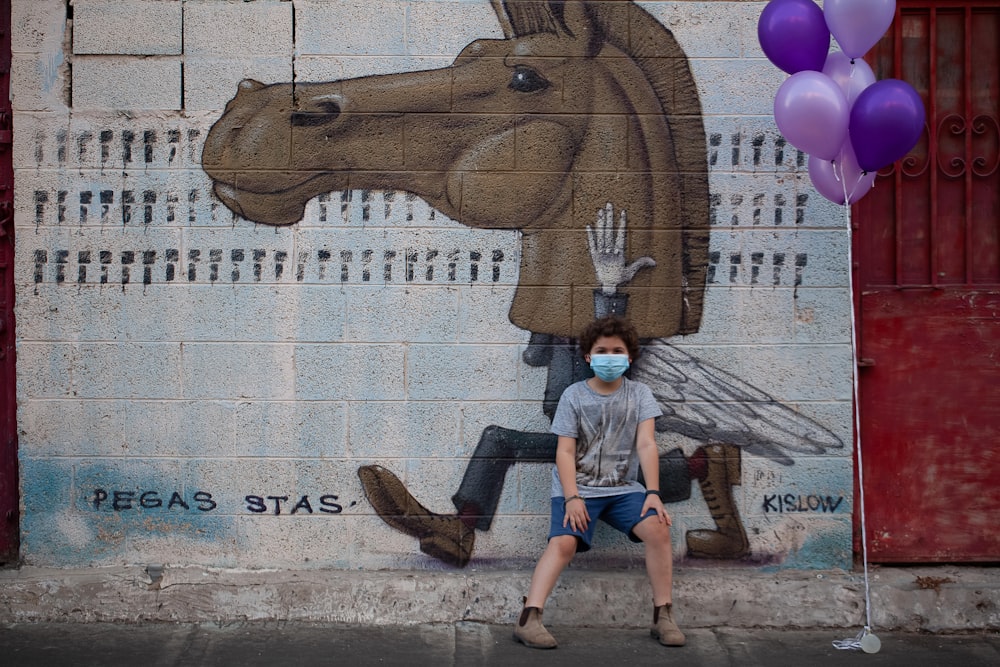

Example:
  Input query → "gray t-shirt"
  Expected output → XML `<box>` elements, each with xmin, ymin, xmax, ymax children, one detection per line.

<box><xmin>550</xmin><ymin>377</ymin><xmax>663</xmax><ymax>498</ymax></box>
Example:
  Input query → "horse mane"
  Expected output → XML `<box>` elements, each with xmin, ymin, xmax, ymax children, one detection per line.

<box><xmin>499</xmin><ymin>0</ymin><xmax>710</xmax><ymax>334</ymax></box>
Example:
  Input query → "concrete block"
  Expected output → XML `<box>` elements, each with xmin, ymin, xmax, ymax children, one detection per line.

<box><xmin>407</xmin><ymin>343</ymin><xmax>521</xmax><ymax>401</ymax></box>
<box><xmin>119</xmin><ymin>285</ymin><xmax>237</xmax><ymax>342</ymax></box>
<box><xmin>294</xmin><ymin>343</ymin><xmax>406</xmax><ymax>401</ymax></box>
<box><xmin>17</xmin><ymin>399</ymin><xmax>126</xmax><ymax>456</ymax></box>
<box><xmin>704</xmin><ymin>116</ymin><xmax>805</xmax><ymax>174</ymax></box>
<box><xmin>342</xmin><ymin>285</ymin><xmax>460</xmax><ymax>343</ymax></box>
<box><xmin>181</xmin><ymin>342</ymin><xmax>295</xmax><ymax>400</ymax></box>
<box><xmin>71</xmin><ymin>58</ymin><xmax>182</xmax><ymax>110</ymax></box>
<box><xmin>180</xmin><ymin>227</ymin><xmax>298</xmax><ymax>287</ymax></box>
<box><xmin>641</xmin><ymin>1</ymin><xmax>757</xmax><ymax>59</ymax></box>
<box><xmin>15</xmin><ymin>227</ymin><xmax>184</xmax><ymax>290</ymax></box>
<box><xmin>235</xmin><ymin>514</ymin><xmax>355</xmax><ymax>570</ymax></box>
<box><xmin>72</xmin><ymin>342</ymin><xmax>184</xmax><ymax>399</ymax></box>
<box><xmin>72</xmin><ymin>0</ymin><xmax>182</xmax><ymax>55</ymax></box>
<box><xmin>696</xmin><ymin>286</ymin><xmax>797</xmax><ymax>345</ymax></box>
<box><xmin>184</xmin><ymin>0</ymin><xmax>292</xmax><ymax>57</ymax></box>
<box><xmin>15</xmin><ymin>342</ymin><xmax>74</xmax><ymax>399</ymax></box>
<box><xmin>184</xmin><ymin>58</ymin><xmax>293</xmax><ymax>112</ymax></box>
<box><xmin>294</xmin><ymin>55</ymin><xmax>456</xmax><ymax>83</ymax></box>
<box><xmin>232</xmin><ymin>285</ymin><xmax>348</xmax><ymax>344</ymax></box>
<box><xmin>457</xmin><ymin>283</ymin><xmax>524</xmax><ymax>344</ymax></box>
<box><xmin>348</xmin><ymin>400</ymin><xmax>462</xmax><ymax>458</ymax></box>
<box><xmin>15</xmin><ymin>284</ymin><xmax>124</xmax><ymax>343</ymax></box>
<box><xmin>405</xmin><ymin>0</ymin><xmax>505</xmax><ymax>56</ymax></box>
<box><xmin>296</xmin><ymin>189</ymin><xmax>452</xmax><ymax>230</ymax></box>
<box><xmin>13</xmin><ymin>112</ymin><xmax>215</xmax><ymax>172</ymax></box>
<box><xmin>11</xmin><ymin>0</ymin><xmax>66</xmax><ymax>53</ymax></box>
<box><xmin>10</xmin><ymin>54</ymin><xmax>68</xmax><ymax>112</ymax></box>
<box><xmin>123</xmin><ymin>400</ymin><xmax>237</xmax><ymax>458</ymax></box>
<box><xmin>705</xmin><ymin>228</ymin><xmax>847</xmax><ymax>289</ymax></box>
<box><xmin>294</xmin><ymin>0</ymin><xmax>406</xmax><ymax>56</ymax></box>
<box><xmin>234</xmin><ymin>400</ymin><xmax>347</xmax><ymax>459</ymax></box>
<box><xmin>290</xmin><ymin>227</ymin><xmax>517</xmax><ymax>288</ymax></box>
<box><xmin>692</xmin><ymin>57</ymin><xmax>784</xmax><ymax>117</ymax></box>
<box><xmin>123</xmin><ymin>516</ymin><xmax>241</xmax><ymax>568</ymax></box>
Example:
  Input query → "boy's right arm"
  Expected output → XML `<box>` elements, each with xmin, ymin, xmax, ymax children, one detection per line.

<box><xmin>556</xmin><ymin>435</ymin><xmax>590</xmax><ymax>531</ymax></box>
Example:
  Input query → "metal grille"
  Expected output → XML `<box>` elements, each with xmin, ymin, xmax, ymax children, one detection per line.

<box><xmin>858</xmin><ymin>2</ymin><xmax>1000</xmax><ymax>288</ymax></box>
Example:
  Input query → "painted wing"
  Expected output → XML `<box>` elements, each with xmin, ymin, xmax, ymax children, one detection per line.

<box><xmin>631</xmin><ymin>341</ymin><xmax>845</xmax><ymax>465</ymax></box>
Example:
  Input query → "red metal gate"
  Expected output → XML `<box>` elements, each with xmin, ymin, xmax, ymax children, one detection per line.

<box><xmin>854</xmin><ymin>2</ymin><xmax>1000</xmax><ymax>561</ymax></box>
<box><xmin>0</xmin><ymin>0</ymin><xmax>17</xmax><ymax>564</ymax></box>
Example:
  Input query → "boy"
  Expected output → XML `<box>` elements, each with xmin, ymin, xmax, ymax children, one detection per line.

<box><xmin>513</xmin><ymin>315</ymin><xmax>685</xmax><ymax>649</ymax></box>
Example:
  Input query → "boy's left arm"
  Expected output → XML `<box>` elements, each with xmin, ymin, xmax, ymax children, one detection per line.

<box><xmin>637</xmin><ymin>418</ymin><xmax>671</xmax><ymax>525</ymax></box>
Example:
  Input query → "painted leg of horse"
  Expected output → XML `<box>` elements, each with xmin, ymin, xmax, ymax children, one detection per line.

<box><xmin>356</xmin><ymin>465</ymin><xmax>475</xmax><ymax>568</ymax></box>
<box><xmin>452</xmin><ymin>426</ymin><xmax>558</xmax><ymax>531</ymax></box>
<box><xmin>685</xmin><ymin>444</ymin><xmax>750</xmax><ymax>559</ymax></box>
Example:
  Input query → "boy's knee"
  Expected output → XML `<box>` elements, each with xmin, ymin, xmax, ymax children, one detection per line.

<box><xmin>637</xmin><ymin>517</ymin><xmax>671</xmax><ymax>545</ymax></box>
<box><xmin>550</xmin><ymin>534</ymin><xmax>580</xmax><ymax>559</ymax></box>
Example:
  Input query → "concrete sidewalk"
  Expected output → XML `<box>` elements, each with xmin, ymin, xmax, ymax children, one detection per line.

<box><xmin>1</xmin><ymin>621</ymin><xmax>999</xmax><ymax>666</ymax></box>
<box><xmin>2</xmin><ymin>563</ymin><xmax>998</xmax><ymax>632</ymax></box>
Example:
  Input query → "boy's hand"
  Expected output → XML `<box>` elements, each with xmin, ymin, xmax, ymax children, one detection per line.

<box><xmin>642</xmin><ymin>494</ymin><xmax>672</xmax><ymax>526</ymax></box>
<box><xmin>587</xmin><ymin>202</ymin><xmax>656</xmax><ymax>295</ymax></box>
<box><xmin>564</xmin><ymin>497</ymin><xmax>591</xmax><ymax>532</ymax></box>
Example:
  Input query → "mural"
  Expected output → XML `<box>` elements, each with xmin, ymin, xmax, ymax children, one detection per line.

<box><xmin>203</xmin><ymin>0</ymin><xmax>843</xmax><ymax>568</ymax></box>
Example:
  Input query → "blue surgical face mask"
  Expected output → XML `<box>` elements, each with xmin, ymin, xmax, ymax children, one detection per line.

<box><xmin>589</xmin><ymin>354</ymin><xmax>630</xmax><ymax>382</ymax></box>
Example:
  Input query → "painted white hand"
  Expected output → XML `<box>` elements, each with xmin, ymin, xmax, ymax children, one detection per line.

<box><xmin>586</xmin><ymin>202</ymin><xmax>656</xmax><ymax>295</ymax></box>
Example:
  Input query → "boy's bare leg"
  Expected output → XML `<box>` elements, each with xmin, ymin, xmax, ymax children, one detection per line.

<box><xmin>634</xmin><ymin>516</ymin><xmax>685</xmax><ymax>646</ymax></box>
<box><xmin>633</xmin><ymin>516</ymin><xmax>673</xmax><ymax>605</ymax></box>
<box><xmin>525</xmin><ymin>535</ymin><xmax>578</xmax><ymax>607</ymax></box>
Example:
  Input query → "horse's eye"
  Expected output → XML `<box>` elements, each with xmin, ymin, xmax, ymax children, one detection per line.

<box><xmin>509</xmin><ymin>66</ymin><xmax>550</xmax><ymax>93</ymax></box>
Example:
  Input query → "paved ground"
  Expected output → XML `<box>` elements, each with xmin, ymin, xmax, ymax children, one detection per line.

<box><xmin>1</xmin><ymin>621</ymin><xmax>998</xmax><ymax>666</ymax></box>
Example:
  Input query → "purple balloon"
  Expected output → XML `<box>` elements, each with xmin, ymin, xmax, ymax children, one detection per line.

<box><xmin>758</xmin><ymin>0</ymin><xmax>831</xmax><ymax>74</ymax></box>
<box><xmin>825</xmin><ymin>0</ymin><xmax>896</xmax><ymax>60</ymax></box>
<box><xmin>849</xmin><ymin>79</ymin><xmax>926</xmax><ymax>172</ymax></box>
<box><xmin>808</xmin><ymin>140</ymin><xmax>877</xmax><ymax>205</ymax></box>
<box><xmin>822</xmin><ymin>51</ymin><xmax>876</xmax><ymax>108</ymax></box>
<box><xmin>774</xmin><ymin>71</ymin><xmax>850</xmax><ymax>160</ymax></box>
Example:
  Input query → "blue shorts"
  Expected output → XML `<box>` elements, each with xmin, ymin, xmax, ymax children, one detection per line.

<box><xmin>549</xmin><ymin>492</ymin><xmax>658</xmax><ymax>552</ymax></box>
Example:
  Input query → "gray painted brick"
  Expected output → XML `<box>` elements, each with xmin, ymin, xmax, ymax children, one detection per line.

<box><xmin>342</xmin><ymin>285</ymin><xmax>460</xmax><ymax>343</ymax></box>
<box><xmin>295</xmin><ymin>0</ymin><xmax>407</xmax><ymax>56</ymax></box>
<box><xmin>17</xmin><ymin>399</ymin><xmax>126</xmax><ymax>456</ymax></box>
<box><xmin>407</xmin><ymin>344</ymin><xmax>521</xmax><ymax>401</ymax></box>
<box><xmin>181</xmin><ymin>343</ymin><xmax>296</xmax><ymax>400</ymax></box>
<box><xmin>185</xmin><ymin>0</ymin><xmax>292</xmax><ymax>57</ymax></box>
<box><xmin>294</xmin><ymin>343</ymin><xmax>406</xmax><ymax>401</ymax></box>
<box><xmin>73</xmin><ymin>0</ymin><xmax>182</xmax><ymax>55</ymax></box>
<box><xmin>234</xmin><ymin>400</ymin><xmax>347</xmax><ymax>459</ymax></box>
<box><xmin>348</xmin><ymin>400</ymin><xmax>462</xmax><ymax>458</ymax></box>
<box><xmin>72</xmin><ymin>58</ymin><xmax>182</xmax><ymax>110</ymax></box>
<box><xmin>73</xmin><ymin>342</ymin><xmax>184</xmax><ymax>399</ymax></box>
<box><xmin>124</xmin><ymin>400</ymin><xmax>237</xmax><ymax>458</ymax></box>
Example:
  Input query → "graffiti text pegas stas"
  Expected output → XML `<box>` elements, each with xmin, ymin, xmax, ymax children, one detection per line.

<box><xmin>92</xmin><ymin>488</ymin><xmax>356</xmax><ymax>515</ymax></box>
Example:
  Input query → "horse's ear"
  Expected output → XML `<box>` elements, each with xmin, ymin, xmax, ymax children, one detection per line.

<box><xmin>490</xmin><ymin>0</ymin><xmax>515</xmax><ymax>38</ymax></box>
<box><xmin>553</xmin><ymin>2</ymin><xmax>602</xmax><ymax>56</ymax></box>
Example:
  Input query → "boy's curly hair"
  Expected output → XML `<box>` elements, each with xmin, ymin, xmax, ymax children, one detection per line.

<box><xmin>579</xmin><ymin>316</ymin><xmax>641</xmax><ymax>362</ymax></box>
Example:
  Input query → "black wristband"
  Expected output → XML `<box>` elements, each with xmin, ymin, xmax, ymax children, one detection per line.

<box><xmin>645</xmin><ymin>489</ymin><xmax>661</xmax><ymax>498</ymax></box>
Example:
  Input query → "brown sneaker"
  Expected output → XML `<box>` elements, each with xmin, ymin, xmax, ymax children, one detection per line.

<box><xmin>357</xmin><ymin>465</ymin><xmax>475</xmax><ymax>567</ymax></box>
<box><xmin>513</xmin><ymin>602</ymin><xmax>558</xmax><ymax>649</ymax></box>
<box><xmin>651</xmin><ymin>603</ymin><xmax>686</xmax><ymax>646</ymax></box>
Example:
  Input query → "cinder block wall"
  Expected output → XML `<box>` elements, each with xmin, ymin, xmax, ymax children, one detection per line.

<box><xmin>12</xmin><ymin>0</ymin><xmax>854</xmax><ymax>571</ymax></box>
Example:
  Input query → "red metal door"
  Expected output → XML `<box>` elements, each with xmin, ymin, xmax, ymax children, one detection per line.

<box><xmin>0</xmin><ymin>0</ymin><xmax>17</xmax><ymax>564</ymax></box>
<box><xmin>855</xmin><ymin>2</ymin><xmax>1000</xmax><ymax>561</ymax></box>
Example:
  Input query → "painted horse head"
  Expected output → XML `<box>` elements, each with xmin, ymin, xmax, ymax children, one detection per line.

<box><xmin>202</xmin><ymin>0</ymin><xmax>709</xmax><ymax>338</ymax></box>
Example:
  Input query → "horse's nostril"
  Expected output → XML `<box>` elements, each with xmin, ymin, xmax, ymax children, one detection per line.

<box><xmin>290</xmin><ymin>100</ymin><xmax>342</xmax><ymax>127</ymax></box>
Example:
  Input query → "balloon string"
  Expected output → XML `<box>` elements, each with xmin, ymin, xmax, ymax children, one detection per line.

<box><xmin>840</xmin><ymin>173</ymin><xmax>875</xmax><ymax>634</ymax></box>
